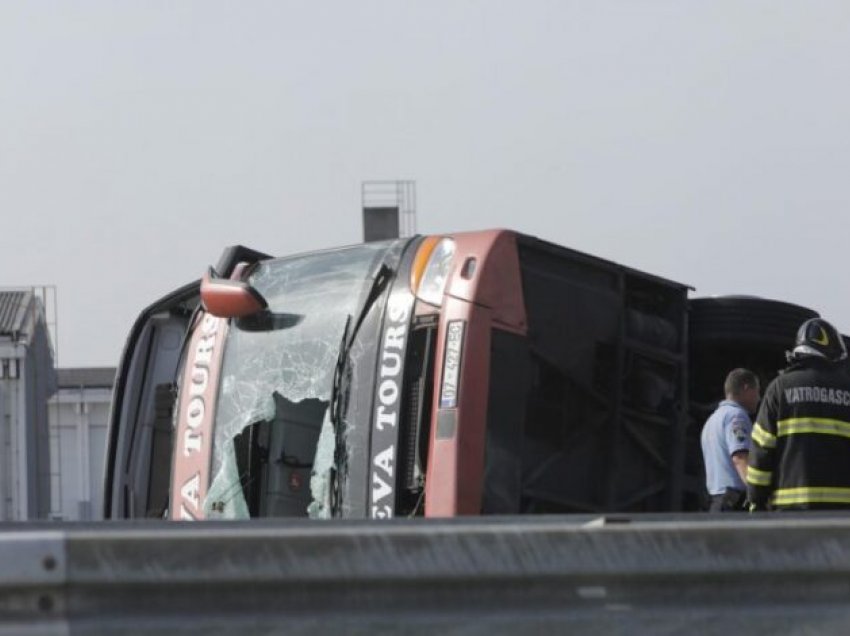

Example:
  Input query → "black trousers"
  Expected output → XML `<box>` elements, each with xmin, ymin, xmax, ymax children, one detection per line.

<box><xmin>708</xmin><ymin>488</ymin><xmax>746</xmax><ymax>512</ymax></box>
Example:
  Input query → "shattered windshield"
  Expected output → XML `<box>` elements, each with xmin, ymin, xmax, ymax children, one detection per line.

<box><xmin>203</xmin><ymin>242</ymin><xmax>394</xmax><ymax>519</ymax></box>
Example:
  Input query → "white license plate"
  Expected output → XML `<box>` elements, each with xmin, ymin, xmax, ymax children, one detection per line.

<box><xmin>440</xmin><ymin>321</ymin><xmax>465</xmax><ymax>408</ymax></box>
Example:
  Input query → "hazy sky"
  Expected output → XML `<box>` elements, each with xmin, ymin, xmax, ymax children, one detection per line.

<box><xmin>2</xmin><ymin>2</ymin><xmax>850</xmax><ymax>367</ymax></box>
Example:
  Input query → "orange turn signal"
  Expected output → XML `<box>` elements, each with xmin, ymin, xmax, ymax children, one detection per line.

<box><xmin>410</xmin><ymin>236</ymin><xmax>441</xmax><ymax>295</ymax></box>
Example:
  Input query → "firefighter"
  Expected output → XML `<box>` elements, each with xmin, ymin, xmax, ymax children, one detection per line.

<box><xmin>747</xmin><ymin>318</ymin><xmax>850</xmax><ymax>511</ymax></box>
<box><xmin>701</xmin><ymin>368</ymin><xmax>761</xmax><ymax>512</ymax></box>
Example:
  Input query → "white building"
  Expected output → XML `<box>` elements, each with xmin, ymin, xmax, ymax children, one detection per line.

<box><xmin>48</xmin><ymin>367</ymin><xmax>115</xmax><ymax>520</ymax></box>
<box><xmin>0</xmin><ymin>291</ymin><xmax>57</xmax><ymax>521</ymax></box>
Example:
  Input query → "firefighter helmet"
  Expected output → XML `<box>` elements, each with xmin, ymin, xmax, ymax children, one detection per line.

<box><xmin>790</xmin><ymin>318</ymin><xmax>848</xmax><ymax>362</ymax></box>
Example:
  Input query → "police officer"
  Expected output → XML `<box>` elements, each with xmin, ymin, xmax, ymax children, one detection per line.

<box><xmin>701</xmin><ymin>368</ymin><xmax>761</xmax><ymax>512</ymax></box>
<box><xmin>747</xmin><ymin>318</ymin><xmax>850</xmax><ymax>511</ymax></box>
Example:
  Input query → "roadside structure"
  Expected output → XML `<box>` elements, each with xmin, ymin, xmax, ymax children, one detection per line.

<box><xmin>0</xmin><ymin>290</ymin><xmax>57</xmax><ymax>521</ymax></box>
<box><xmin>48</xmin><ymin>367</ymin><xmax>115</xmax><ymax>520</ymax></box>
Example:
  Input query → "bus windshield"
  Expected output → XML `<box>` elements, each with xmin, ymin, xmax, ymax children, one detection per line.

<box><xmin>200</xmin><ymin>241</ymin><xmax>397</xmax><ymax>519</ymax></box>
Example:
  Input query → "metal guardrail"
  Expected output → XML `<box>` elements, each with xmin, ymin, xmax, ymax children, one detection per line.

<box><xmin>3</xmin><ymin>514</ymin><xmax>850</xmax><ymax>635</ymax></box>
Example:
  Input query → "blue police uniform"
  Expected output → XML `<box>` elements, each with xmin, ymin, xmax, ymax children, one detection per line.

<box><xmin>701</xmin><ymin>400</ymin><xmax>752</xmax><ymax>510</ymax></box>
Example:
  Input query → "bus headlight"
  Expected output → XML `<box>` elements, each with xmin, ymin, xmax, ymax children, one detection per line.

<box><xmin>411</xmin><ymin>237</ymin><xmax>456</xmax><ymax>306</ymax></box>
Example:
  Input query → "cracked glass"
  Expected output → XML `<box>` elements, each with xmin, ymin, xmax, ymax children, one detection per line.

<box><xmin>202</xmin><ymin>242</ymin><xmax>393</xmax><ymax>519</ymax></box>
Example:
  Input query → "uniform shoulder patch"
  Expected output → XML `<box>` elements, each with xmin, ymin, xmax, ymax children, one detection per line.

<box><xmin>730</xmin><ymin>417</ymin><xmax>750</xmax><ymax>444</ymax></box>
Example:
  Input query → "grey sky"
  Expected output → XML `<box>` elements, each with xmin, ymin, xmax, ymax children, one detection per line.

<box><xmin>2</xmin><ymin>2</ymin><xmax>849</xmax><ymax>367</ymax></box>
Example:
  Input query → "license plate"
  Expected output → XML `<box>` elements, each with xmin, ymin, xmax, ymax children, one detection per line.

<box><xmin>440</xmin><ymin>321</ymin><xmax>465</xmax><ymax>408</ymax></box>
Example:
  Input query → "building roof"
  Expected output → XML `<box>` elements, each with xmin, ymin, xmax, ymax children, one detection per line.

<box><xmin>0</xmin><ymin>290</ymin><xmax>34</xmax><ymax>336</ymax></box>
<box><xmin>57</xmin><ymin>367</ymin><xmax>116</xmax><ymax>389</ymax></box>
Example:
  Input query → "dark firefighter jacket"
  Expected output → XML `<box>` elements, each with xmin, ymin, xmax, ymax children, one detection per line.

<box><xmin>747</xmin><ymin>358</ymin><xmax>850</xmax><ymax>510</ymax></box>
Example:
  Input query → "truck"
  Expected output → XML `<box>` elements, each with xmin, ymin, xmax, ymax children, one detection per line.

<box><xmin>103</xmin><ymin>229</ymin><xmax>820</xmax><ymax>522</ymax></box>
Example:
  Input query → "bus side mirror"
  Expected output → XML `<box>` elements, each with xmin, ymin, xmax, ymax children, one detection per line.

<box><xmin>200</xmin><ymin>267</ymin><xmax>268</xmax><ymax>318</ymax></box>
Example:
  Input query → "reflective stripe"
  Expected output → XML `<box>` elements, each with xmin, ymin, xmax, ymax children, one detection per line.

<box><xmin>772</xmin><ymin>487</ymin><xmax>850</xmax><ymax>506</ymax></box>
<box><xmin>751</xmin><ymin>423</ymin><xmax>776</xmax><ymax>449</ymax></box>
<box><xmin>777</xmin><ymin>417</ymin><xmax>850</xmax><ymax>440</ymax></box>
<box><xmin>746</xmin><ymin>466</ymin><xmax>772</xmax><ymax>487</ymax></box>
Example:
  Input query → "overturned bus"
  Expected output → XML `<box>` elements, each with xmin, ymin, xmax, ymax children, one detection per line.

<box><xmin>103</xmin><ymin>230</ymin><xmax>819</xmax><ymax>520</ymax></box>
